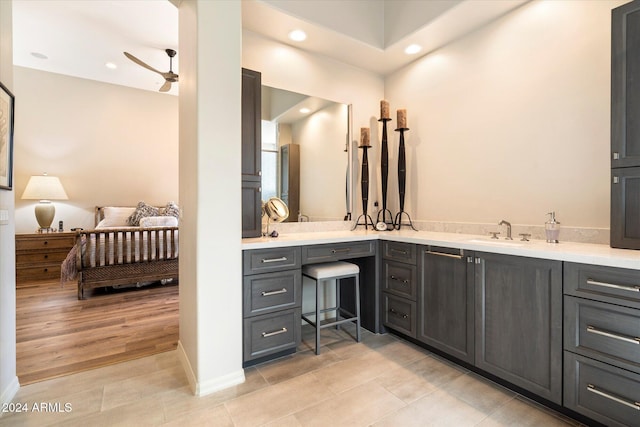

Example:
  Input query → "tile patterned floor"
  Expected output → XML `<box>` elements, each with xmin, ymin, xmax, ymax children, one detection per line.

<box><xmin>1</xmin><ymin>326</ymin><xmax>582</xmax><ymax>426</ymax></box>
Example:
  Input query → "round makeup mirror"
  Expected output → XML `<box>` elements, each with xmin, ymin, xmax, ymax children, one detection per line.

<box><xmin>263</xmin><ymin>197</ymin><xmax>289</xmax><ymax>236</ymax></box>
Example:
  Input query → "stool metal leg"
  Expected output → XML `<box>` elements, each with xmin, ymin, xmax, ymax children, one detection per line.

<box><xmin>355</xmin><ymin>274</ymin><xmax>361</xmax><ymax>342</ymax></box>
<box><xmin>315</xmin><ymin>278</ymin><xmax>321</xmax><ymax>355</ymax></box>
<box><xmin>336</xmin><ymin>279</ymin><xmax>341</xmax><ymax>330</ymax></box>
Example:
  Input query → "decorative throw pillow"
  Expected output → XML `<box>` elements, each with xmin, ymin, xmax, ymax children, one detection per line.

<box><xmin>100</xmin><ymin>207</ymin><xmax>136</xmax><ymax>227</ymax></box>
<box><xmin>164</xmin><ymin>201</ymin><xmax>180</xmax><ymax>219</ymax></box>
<box><xmin>139</xmin><ymin>216</ymin><xmax>178</xmax><ymax>228</ymax></box>
<box><xmin>128</xmin><ymin>201</ymin><xmax>160</xmax><ymax>226</ymax></box>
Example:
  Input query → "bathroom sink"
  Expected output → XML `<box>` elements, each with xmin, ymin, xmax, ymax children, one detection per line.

<box><xmin>466</xmin><ymin>238</ymin><xmax>524</xmax><ymax>247</ymax></box>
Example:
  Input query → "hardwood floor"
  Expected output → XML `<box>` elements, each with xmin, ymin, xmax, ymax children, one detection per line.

<box><xmin>16</xmin><ymin>279</ymin><xmax>178</xmax><ymax>385</ymax></box>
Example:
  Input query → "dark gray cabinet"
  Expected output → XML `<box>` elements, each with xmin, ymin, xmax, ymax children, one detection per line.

<box><xmin>242</xmin><ymin>68</ymin><xmax>262</xmax><ymax>238</ymax></box>
<box><xmin>563</xmin><ymin>262</ymin><xmax>640</xmax><ymax>425</ymax></box>
<box><xmin>611</xmin><ymin>0</ymin><xmax>640</xmax><ymax>249</ymax></box>
<box><xmin>418</xmin><ymin>246</ymin><xmax>474</xmax><ymax>364</ymax></box>
<box><xmin>475</xmin><ymin>252</ymin><xmax>563</xmax><ymax>404</ymax></box>
<box><xmin>242</xmin><ymin>247</ymin><xmax>302</xmax><ymax>365</ymax></box>
<box><xmin>381</xmin><ymin>241</ymin><xmax>417</xmax><ymax>338</ymax></box>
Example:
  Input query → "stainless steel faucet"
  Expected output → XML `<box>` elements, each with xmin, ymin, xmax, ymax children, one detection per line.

<box><xmin>499</xmin><ymin>220</ymin><xmax>512</xmax><ymax>240</ymax></box>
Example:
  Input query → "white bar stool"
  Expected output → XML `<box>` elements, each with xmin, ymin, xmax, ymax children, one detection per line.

<box><xmin>301</xmin><ymin>261</ymin><xmax>361</xmax><ymax>354</ymax></box>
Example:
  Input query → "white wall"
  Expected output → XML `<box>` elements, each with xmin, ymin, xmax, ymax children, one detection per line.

<box><xmin>13</xmin><ymin>67</ymin><xmax>178</xmax><ymax>233</ymax></box>
<box><xmin>177</xmin><ymin>0</ymin><xmax>244</xmax><ymax>396</ymax></box>
<box><xmin>0</xmin><ymin>0</ymin><xmax>18</xmax><ymax>408</ymax></box>
<box><xmin>385</xmin><ymin>0</ymin><xmax>626</xmax><ymax>230</ymax></box>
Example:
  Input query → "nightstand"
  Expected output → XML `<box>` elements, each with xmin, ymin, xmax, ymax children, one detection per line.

<box><xmin>15</xmin><ymin>232</ymin><xmax>76</xmax><ymax>286</ymax></box>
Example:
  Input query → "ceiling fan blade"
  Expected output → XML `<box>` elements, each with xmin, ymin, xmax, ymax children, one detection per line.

<box><xmin>159</xmin><ymin>80</ymin><xmax>172</xmax><ymax>92</ymax></box>
<box><xmin>123</xmin><ymin>52</ymin><xmax>164</xmax><ymax>76</ymax></box>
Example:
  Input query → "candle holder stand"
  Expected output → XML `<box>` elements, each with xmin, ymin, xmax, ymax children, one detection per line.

<box><xmin>394</xmin><ymin>127</ymin><xmax>417</xmax><ymax>231</ymax></box>
<box><xmin>352</xmin><ymin>145</ymin><xmax>375</xmax><ymax>230</ymax></box>
<box><xmin>376</xmin><ymin>117</ymin><xmax>394</xmax><ymax>229</ymax></box>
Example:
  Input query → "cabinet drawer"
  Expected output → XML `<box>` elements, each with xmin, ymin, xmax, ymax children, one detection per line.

<box><xmin>16</xmin><ymin>264</ymin><xmax>62</xmax><ymax>282</ymax></box>
<box><xmin>382</xmin><ymin>293</ymin><xmax>416</xmax><ymax>338</ymax></box>
<box><xmin>564</xmin><ymin>296</ymin><xmax>640</xmax><ymax>372</ymax></box>
<box><xmin>243</xmin><ymin>247</ymin><xmax>301</xmax><ymax>275</ymax></box>
<box><xmin>16</xmin><ymin>235</ymin><xmax>75</xmax><ymax>251</ymax></box>
<box><xmin>564</xmin><ymin>351</ymin><xmax>640</xmax><ymax>427</ymax></box>
<box><xmin>243</xmin><ymin>308</ymin><xmax>301</xmax><ymax>362</ymax></box>
<box><xmin>565</xmin><ymin>262</ymin><xmax>640</xmax><ymax>309</ymax></box>
<box><xmin>302</xmin><ymin>241</ymin><xmax>376</xmax><ymax>264</ymax></box>
<box><xmin>382</xmin><ymin>241</ymin><xmax>416</xmax><ymax>264</ymax></box>
<box><xmin>382</xmin><ymin>260</ymin><xmax>417</xmax><ymax>300</ymax></box>
<box><xmin>16</xmin><ymin>250</ymin><xmax>70</xmax><ymax>266</ymax></box>
<box><xmin>243</xmin><ymin>270</ymin><xmax>301</xmax><ymax>317</ymax></box>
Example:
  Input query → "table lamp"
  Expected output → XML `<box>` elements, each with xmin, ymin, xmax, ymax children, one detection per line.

<box><xmin>21</xmin><ymin>173</ymin><xmax>68</xmax><ymax>232</ymax></box>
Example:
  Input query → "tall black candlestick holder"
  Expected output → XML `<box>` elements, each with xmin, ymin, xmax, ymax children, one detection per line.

<box><xmin>352</xmin><ymin>144</ymin><xmax>375</xmax><ymax>230</ymax></box>
<box><xmin>376</xmin><ymin>117</ymin><xmax>394</xmax><ymax>229</ymax></box>
<box><xmin>394</xmin><ymin>127</ymin><xmax>417</xmax><ymax>230</ymax></box>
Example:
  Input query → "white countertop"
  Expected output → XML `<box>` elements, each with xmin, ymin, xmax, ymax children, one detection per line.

<box><xmin>242</xmin><ymin>229</ymin><xmax>640</xmax><ymax>270</ymax></box>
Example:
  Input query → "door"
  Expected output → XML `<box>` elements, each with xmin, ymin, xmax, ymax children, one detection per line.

<box><xmin>611</xmin><ymin>167</ymin><xmax>640</xmax><ymax>249</ymax></box>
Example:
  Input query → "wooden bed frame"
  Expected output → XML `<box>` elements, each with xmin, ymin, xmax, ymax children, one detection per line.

<box><xmin>74</xmin><ymin>207</ymin><xmax>179</xmax><ymax>299</ymax></box>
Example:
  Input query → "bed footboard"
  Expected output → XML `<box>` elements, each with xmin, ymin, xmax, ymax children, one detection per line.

<box><xmin>76</xmin><ymin>227</ymin><xmax>179</xmax><ymax>299</ymax></box>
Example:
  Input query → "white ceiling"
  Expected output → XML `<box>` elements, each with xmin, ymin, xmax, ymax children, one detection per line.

<box><xmin>11</xmin><ymin>0</ymin><xmax>529</xmax><ymax>95</ymax></box>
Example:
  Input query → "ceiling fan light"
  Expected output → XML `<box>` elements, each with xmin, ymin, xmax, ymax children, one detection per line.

<box><xmin>105</xmin><ymin>62</ymin><xmax>117</xmax><ymax>69</ymax></box>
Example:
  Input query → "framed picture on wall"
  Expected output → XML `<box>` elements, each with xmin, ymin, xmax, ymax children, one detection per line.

<box><xmin>0</xmin><ymin>81</ymin><xmax>14</xmax><ymax>190</ymax></box>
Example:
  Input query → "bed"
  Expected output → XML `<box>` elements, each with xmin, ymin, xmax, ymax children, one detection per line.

<box><xmin>62</xmin><ymin>204</ymin><xmax>179</xmax><ymax>299</ymax></box>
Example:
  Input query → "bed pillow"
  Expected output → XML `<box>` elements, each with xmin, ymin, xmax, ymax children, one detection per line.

<box><xmin>99</xmin><ymin>207</ymin><xmax>136</xmax><ymax>228</ymax></box>
<box><xmin>128</xmin><ymin>202</ymin><xmax>160</xmax><ymax>226</ymax></box>
<box><xmin>164</xmin><ymin>201</ymin><xmax>180</xmax><ymax>218</ymax></box>
<box><xmin>139</xmin><ymin>216</ymin><xmax>178</xmax><ymax>228</ymax></box>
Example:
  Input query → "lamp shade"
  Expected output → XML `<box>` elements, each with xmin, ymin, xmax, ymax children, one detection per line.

<box><xmin>21</xmin><ymin>174</ymin><xmax>68</xmax><ymax>201</ymax></box>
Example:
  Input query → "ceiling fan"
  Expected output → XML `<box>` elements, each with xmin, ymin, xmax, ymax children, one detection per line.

<box><xmin>123</xmin><ymin>48</ymin><xmax>178</xmax><ymax>92</ymax></box>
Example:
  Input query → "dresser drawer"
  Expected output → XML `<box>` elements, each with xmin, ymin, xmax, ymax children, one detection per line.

<box><xmin>382</xmin><ymin>293</ymin><xmax>416</xmax><ymax>338</ymax></box>
<box><xmin>243</xmin><ymin>308</ymin><xmax>301</xmax><ymax>362</ymax></box>
<box><xmin>301</xmin><ymin>241</ymin><xmax>375</xmax><ymax>264</ymax></box>
<box><xmin>243</xmin><ymin>270</ymin><xmax>301</xmax><ymax>317</ymax></box>
<box><xmin>16</xmin><ymin>264</ymin><xmax>62</xmax><ymax>282</ymax></box>
<box><xmin>16</xmin><ymin>235</ymin><xmax>75</xmax><ymax>251</ymax></box>
<box><xmin>16</xmin><ymin>250</ymin><xmax>70</xmax><ymax>266</ymax></box>
<box><xmin>565</xmin><ymin>262</ymin><xmax>640</xmax><ymax>309</ymax></box>
<box><xmin>564</xmin><ymin>296</ymin><xmax>640</xmax><ymax>372</ymax></box>
<box><xmin>243</xmin><ymin>247</ymin><xmax>301</xmax><ymax>275</ymax></box>
<box><xmin>382</xmin><ymin>260</ymin><xmax>417</xmax><ymax>300</ymax></box>
<box><xmin>382</xmin><ymin>241</ymin><xmax>416</xmax><ymax>264</ymax></box>
<box><xmin>564</xmin><ymin>352</ymin><xmax>640</xmax><ymax>427</ymax></box>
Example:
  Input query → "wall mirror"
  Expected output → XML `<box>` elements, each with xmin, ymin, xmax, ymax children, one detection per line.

<box><xmin>261</xmin><ymin>86</ymin><xmax>353</xmax><ymax>222</ymax></box>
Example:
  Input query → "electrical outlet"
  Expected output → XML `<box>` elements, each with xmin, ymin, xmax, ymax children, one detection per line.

<box><xmin>0</xmin><ymin>209</ymin><xmax>8</xmax><ymax>225</ymax></box>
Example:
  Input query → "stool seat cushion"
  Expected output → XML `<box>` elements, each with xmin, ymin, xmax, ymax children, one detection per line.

<box><xmin>302</xmin><ymin>261</ymin><xmax>360</xmax><ymax>280</ymax></box>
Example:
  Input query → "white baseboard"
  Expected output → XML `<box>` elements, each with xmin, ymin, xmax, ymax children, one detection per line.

<box><xmin>176</xmin><ymin>340</ymin><xmax>245</xmax><ymax>397</ymax></box>
<box><xmin>0</xmin><ymin>375</ymin><xmax>20</xmax><ymax>414</ymax></box>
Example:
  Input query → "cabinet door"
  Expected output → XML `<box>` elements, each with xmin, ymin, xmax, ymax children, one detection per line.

<box><xmin>242</xmin><ymin>180</ymin><xmax>262</xmax><ymax>238</ymax></box>
<box><xmin>418</xmin><ymin>246</ymin><xmax>474</xmax><ymax>364</ymax></box>
<box><xmin>611</xmin><ymin>0</ymin><xmax>640</xmax><ymax>168</ymax></box>
<box><xmin>611</xmin><ymin>166</ymin><xmax>640</xmax><ymax>249</ymax></box>
<box><xmin>242</xmin><ymin>68</ymin><xmax>262</xmax><ymax>180</ymax></box>
<box><xmin>475</xmin><ymin>252</ymin><xmax>562</xmax><ymax>404</ymax></box>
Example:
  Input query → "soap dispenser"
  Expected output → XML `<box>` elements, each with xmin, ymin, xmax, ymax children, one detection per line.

<box><xmin>545</xmin><ymin>211</ymin><xmax>560</xmax><ymax>243</ymax></box>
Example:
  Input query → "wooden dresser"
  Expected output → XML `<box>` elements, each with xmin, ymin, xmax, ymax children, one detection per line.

<box><xmin>15</xmin><ymin>232</ymin><xmax>76</xmax><ymax>286</ymax></box>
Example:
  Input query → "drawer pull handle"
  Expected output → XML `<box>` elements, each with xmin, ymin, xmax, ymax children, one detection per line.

<box><xmin>587</xmin><ymin>325</ymin><xmax>640</xmax><ymax>345</ymax></box>
<box><xmin>261</xmin><ymin>257</ymin><xmax>287</xmax><ymax>264</ymax></box>
<box><xmin>587</xmin><ymin>384</ymin><xmax>640</xmax><ymax>411</ymax></box>
<box><xmin>586</xmin><ymin>278</ymin><xmax>640</xmax><ymax>293</ymax></box>
<box><xmin>391</xmin><ymin>248</ymin><xmax>408</xmax><ymax>255</ymax></box>
<box><xmin>389</xmin><ymin>308</ymin><xmax>408</xmax><ymax>319</ymax></box>
<box><xmin>425</xmin><ymin>250</ymin><xmax>463</xmax><ymax>260</ymax></box>
<box><xmin>390</xmin><ymin>275</ymin><xmax>409</xmax><ymax>284</ymax></box>
<box><xmin>262</xmin><ymin>327</ymin><xmax>287</xmax><ymax>338</ymax></box>
<box><xmin>331</xmin><ymin>248</ymin><xmax>351</xmax><ymax>254</ymax></box>
<box><xmin>43</xmin><ymin>241</ymin><xmax>48</xmax><ymax>245</ymax></box>
<box><xmin>261</xmin><ymin>288</ymin><xmax>287</xmax><ymax>297</ymax></box>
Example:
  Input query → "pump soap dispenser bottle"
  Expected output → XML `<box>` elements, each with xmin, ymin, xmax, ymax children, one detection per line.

<box><xmin>545</xmin><ymin>211</ymin><xmax>560</xmax><ymax>243</ymax></box>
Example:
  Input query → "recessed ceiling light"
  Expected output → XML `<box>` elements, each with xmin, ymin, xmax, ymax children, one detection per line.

<box><xmin>30</xmin><ymin>52</ymin><xmax>48</xmax><ymax>60</ymax></box>
<box><xmin>105</xmin><ymin>62</ymin><xmax>117</xmax><ymax>70</ymax></box>
<box><xmin>288</xmin><ymin>30</ymin><xmax>307</xmax><ymax>42</ymax></box>
<box><xmin>299</xmin><ymin>107</ymin><xmax>311</xmax><ymax>114</ymax></box>
<box><xmin>404</xmin><ymin>44</ymin><xmax>422</xmax><ymax>55</ymax></box>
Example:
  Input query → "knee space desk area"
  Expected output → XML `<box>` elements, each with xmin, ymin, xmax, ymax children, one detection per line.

<box><xmin>242</xmin><ymin>230</ymin><xmax>640</xmax><ymax>427</ymax></box>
